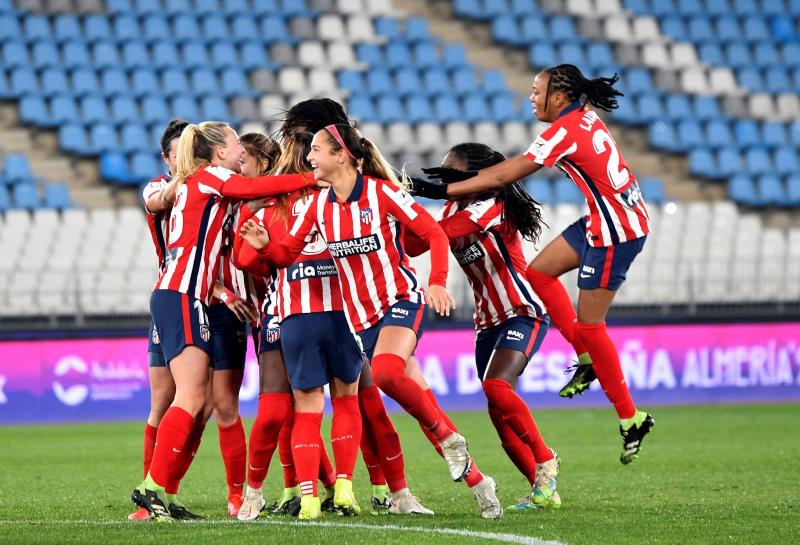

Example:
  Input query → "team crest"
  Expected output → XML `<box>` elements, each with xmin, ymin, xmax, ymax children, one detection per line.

<box><xmin>267</xmin><ymin>327</ymin><xmax>281</xmax><ymax>343</ymax></box>
<box><xmin>200</xmin><ymin>325</ymin><xmax>211</xmax><ymax>343</ymax></box>
<box><xmin>151</xmin><ymin>325</ymin><xmax>160</xmax><ymax>345</ymax></box>
<box><xmin>360</xmin><ymin>208</ymin><xmax>373</xmax><ymax>225</ymax></box>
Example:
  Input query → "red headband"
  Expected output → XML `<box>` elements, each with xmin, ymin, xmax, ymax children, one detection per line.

<box><xmin>325</xmin><ymin>124</ymin><xmax>357</xmax><ymax>161</ymax></box>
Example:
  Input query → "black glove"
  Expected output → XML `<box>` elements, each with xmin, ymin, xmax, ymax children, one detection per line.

<box><xmin>422</xmin><ymin>167</ymin><xmax>478</xmax><ymax>184</ymax></box>
<box><xmin>408</xmin><ymin>177</ymin><xmax>449</xmax><ymax>200</ymax></box>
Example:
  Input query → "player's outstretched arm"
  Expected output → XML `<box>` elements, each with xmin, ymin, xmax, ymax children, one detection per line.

<box><xmin>436</xmin><ymin>155</ymin><xmax>542</xmax><ymax>199</ymax></box>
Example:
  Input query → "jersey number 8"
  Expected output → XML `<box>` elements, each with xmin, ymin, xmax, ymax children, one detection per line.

<box><xmin>168</xmin><ymin>185</ymin><xmax>188</xmax><ymax>245</ymax></box>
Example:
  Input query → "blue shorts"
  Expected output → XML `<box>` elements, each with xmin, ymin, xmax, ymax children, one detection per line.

<box><xmin>475</xmin><ymin>315</ymin><xmax>549</xmax><ymax>380</ymax></box>
<box><xmin>149</xmin><ymin>290</ymin><xmax>212</xmax><ymax>365</ymax></box>
<box><xmin>147</xmin><ymin>319</ymin><xmax>167</xmax><ymax>368</ymax></box>
<box><xmin>355</xmin><ymin>299</ymin><xmax>426</xmax><ymax>360</ymax></box>
<box><xmin>562</xmin><ymin>217</ymin><xmax>646</xmax><ymax>290</ymax></box>
<box><xmin>207</xmin><ymin>303</ymin><xmax>247</xmax><ymax>372</ymax></box>
<box><xmin>280</xmin><ymin>311</ymin><xmax>363</xmax><ymax>390</ymax></box>
<box><xmin>258</xmin><ymin>313</ymin><xmax>282</xmax><ymax>354</ymax></box>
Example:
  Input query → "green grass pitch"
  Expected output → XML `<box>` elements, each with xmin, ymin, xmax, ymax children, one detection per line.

<box><xmin>1</xmin><ymin>404</ymin><xmax>797</xmax><ymax>545</ymax></box>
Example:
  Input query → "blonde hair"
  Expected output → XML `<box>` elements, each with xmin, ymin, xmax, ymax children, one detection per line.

<box><xmin>240</xmin><ymin>132</ymin><xmax>282</xmax><ymax>176</ymax></box>
<box><xmin>323</xmin><ymin>124</ymin><xmax>407</xmax><ymax>190</ymax></box>
<box><xmin>174</xmin><ymin>121</ymin><xmax>231</xmax><ymax>189</ymax></box>
<box><xmin>271</xmin><ymin>131</ymin><xmax>314</xmax><ymax>226</ymax></box>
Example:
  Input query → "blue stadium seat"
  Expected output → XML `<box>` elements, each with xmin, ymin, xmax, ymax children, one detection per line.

<box><xmin>554</xmin><ymin>178</ymin><xmax>583</xmax><ymax>203</ymax></box>
<box><xmin>716</xmin><ymin>16</ymin><xmax>742</xmax><ymax>43</ymax></box>
<box><xmin>754</xmin><ymin>43</ymin><xmax>780</xmax><ymax>67</ymax></box>
<box><xmin>394</xmin><ymin>68</ymin><xmax>423</xmax><ymax>96</ymax></box>
<box><xmin>549</xmin><ymin>16</ymin><xmax>580</xmax><ymax>43</ymax></box>
<box><xmin>280</xmin><ymin>0</ymin><xmax>311</xmax><ymax>17</ymax></box>
<box><xmin>51</xmin><ymin>94</ymin><xmax>80</xmax><ymax>124</ymax></box>
<box><xmin>783</xmin><ymin>43</ymin><xmax>800</xmax><ymax>68</ymax></box>
<box><xmin>129</xmin><ymin>152</ymin><xmax>160</xmax><ymax>183</ymax></box>
<box><xmin>412</xmin><ymin>43</ymin><xmax>438</xmax><ymax>68</ymax></box>
<box><xmin>122</xmin><ymin>42</ymin><xmax>151</xmax><ymax>69</ymax></box>
<box><xmin>338</xmin><ymin>70</ymin><xmax>364</xmax><ymax>94</ymax></box>
<box><xmin>20</xmin><ymin>96</ymin><xmax>49</xmax><ymax>126</ymax></box>
<box><xmin>219</xmin><ymin>0</ymin><xmax>248</xmax><ymax>15</ymax></box>
<box><xmin>100</xmin><ymin>152</ymin><xmax>131</xmax><ymax>183</ymax></box>
<box><xmin>131</xmin><ymin>68</ymin><xmax>159</xmax><ymax>97</ymax></box>
<box><xmin>725</xmin><ymin>43</ymin><xmax>753</xmax><ymax>69</ymax></box>
<box><xmin>637</xmin><ymin>94</ymin><xmax>664</xmax><ymax>122</ymax></box>
<box><xmin>771</xmin><ymin>16</ymin><xmax>797</xmax><ymax>42</ymax></box>
<box><xmin>687</xmin><ymin>17</ymin><xmax>714</xmax><ymax>42</ymax></box>
<box><xmin>80</xmin><ymin>97</ymin><xmax>110</xmax><ymax>125</ymax></box>
<box><xmin>482</xmin><ymin>70</ymin><xmax>506</xmax><ymax>95</ymax></box>
<box><xmin>731</xmin><ymin>0</ymin><xmax>758</xmax><ymax>15</ymax></box>
<box><xmin>141</xmin><ymin>96</ymin><xmax>167</xmax><ymax>125</ymax></box>
<box><xmin>705</xmin><ymin>119</ymin><xmax>733</xmax><ymax>148</ymax></box>
<box><xmin>190</xmin><ymin>68</ymin><xmax>220</xmax><ymax>97</ymax></box>
<box><xmin>248</xmin><ymin>0</ymin><xmax>279</xmax><ymax>17</ymax></box>
<box><xmin>433</xmin><ymin>95</ymin><xmax>461</xmax><ymax>122</ymax></box>
<box><xmin>181</xmin><ymin>42</ymin><xmax>210</xmax><ymax>69</ymax></box>
<box><xmin>405</xmin><ymin>17</ymin><xmax>431</xmax><ymax>43</ymax></box>
<box><xmin>688</xmin><ymin>149</ymin><xmax>716</xmax><ymax>178</ymax></box>
<box><xmin>347</xmin><ymin>94</ymin><xmax>375</xmax><ymax>120</ymax></box>
<box><xmin>757</xmin><ymin>175</ymin><xmax>784</xmax><ymax>205</ymax></box>
<box><xmin>171</xmin><ymin>96</ymin><xmax>199</xmax><ymax>122</ymax></box>
<box><xmin>111</xmin><ymin>97</ymin><xmax>140</xmax><ymax>124</ymax></box>
<box><xmin>200</xmin><ymin>15</ymin><xmax>229</xmax><ymax>40</ymax></box>
<box><xmin>677</xmin><ymin>120</ymin><xmax>705</xmax><ymax>150</ymax></box>
<box><xmin>239</xmin><ymin>41</ymin><xmax>274</xmax><ymax>70</ymax></box>
<box><xmin>0</xmin><ymin>188</ymin><xmax>8</xmax><ymax>212</ymax></box>
<box><xmin>693</xmin><ymin>96</ymin><xmax>721</xmax><ymax>120</ymax></box>
<box><xmin>728</xmin><ymin>175</ymin><xmax>758</xmax><ymax>205</ymax></box>
<box><xmin>32</xmin><ymin>41</ymin><xmax>61</xmax><ymax>68</ymax></box>
<box><xmin>173</xmin><ymin>15</ymin><xmax>201</xmax><ymax>41</ymax></box>
<box><xmin>530</xmin><ymin>43</ymin><xmax>557</xmax><ymax>68</ymax></box>
<box><xmin>84</xmin><ymin>15</ymin><xmax>112</xmax><ymax>41</ymax></box>
<box><xmin>53</xmin><ymin>15</ymin><xmax>82</xmax><ymax>42</ymax></box>
<box><xmin>765</xmin><ymin>67</ymin><xmax>792</xmax><ymax>94</ymax></box>
<box><xmin>375</xmin><ymin>17</ymin><xmax>400</xmax><ymax>40</ymax></box>
<box><xmin>357</xmin><ymin>44</ymin><xmax>383</xmax><ymax>65</ymax></box>
<box><xmin>229</xmin><ymin>15</ymin><xmax>259</xmax><ymax>42</ymax></box>
<box><xmin>524</xmin><ymin>178</ymin><xmax>553</xmax><ymax>205</ymax></box>
<box><xmin>406</xmin><ymin>95</ymin><xmax>433</xmax><ymax>123</ymax></box>
<box><xmin>10</xmin><ymin>68</ymin><xmax>38</xmax><ymax>95</ymax></box>
<box><xmin>650</xmin><ymin>0</ymin><xmax>676</xmax><ymax>15</ymax></box>
<box><xmin>136</xmin><ymin>0</ymin><xmax>163</xmax><ymax>14</ymax></box>
<box><xmin>453</xmin><ymin>0</ymin><xmax>482</xmax><ymax>18</ymax></box>
<box><xmin>462</xmin><ymin>94</ymin><xmax>490</xmax><ymax>123</ymax></box>
<box><xmin>376</xmin><ymin>96</ymin><xmax>405</xmax><ymax>122</ymax></box>
<box><xmin>587</xmin><ymin>43</ymin><xmax>615</xmax><ymax>70</ymax></box>
<box><xmin>59</xmin><ymin>124</ymin><xmax>92</xmax><ymax>155</ymax></box>
<box><xmin>492</xmin><ymin>16</ymin><xmax>521</xmax><ymax>46</ymax></box>
<box><xmin>43</xmin><ymin>183</ymin><xmax>72</xmax><ymax>210</ymax></box>
<box><xmin>705</xmin><ymin>0</ymin><xmax>729</xmax><ymax>16</ymax></box>
<box><xmin>665</xmin><ymin>94</ymin><xmax>692</xmax><ymax>121</ymax></box>
<box><xmin>639</xmin><ymin>177</ymin><xmax>665</xmax><ymax>204</ymax></box>
<box><xmin>4</xmin><ymin>154</ymin><xmax>32</xmax><ymax>184</ymax></box>
<box><xmin>92</xmin><ymin>42</ymin><xmax>121</xmax><ymax>69</ymax></box>
<box><xmin>3</xmin><ymin>41</ymin><xmax>30</xmax><ymax>69</ymax></box>
<box><xmin>220</xmin><ymin>69</ymin><xmax>253</xmax><ymax>98</ymax></box>
<box><xmin>774</xmin><ymin>146</ymin><xmax>799</xmax><ymax>177</ymax></box>
<box><xmin>745</xmin><ymin>148</ymin><xmax>772</xmax><ymax>175</ymax></box>
<box><xmin>734</xmin><ymin>119</ymin><xmax>761</xmax><ymax>148</ymax></box>
<box><xmin>484</xmin><ymin>0</ymin><xmax>510</xmax><ymax>17</ymax></box>
<box><xmin>262</xmin><ymin>16</ymin><xmax>294</xmax><ymax>44</ymax></box>
<box><xmin>510</xmin><ymin>0</ymin><xmax>537</xmax><ymax>15</ymax></box>
<box><xmin>41</xmin><ymin>69</ymin><xmax>70</xmax><ymax>98</ymax></box>
<box><xmin>661</xmin><ymin>16</ymin><xmax>687</xmax><ymax>41</ymax></box>
<box><xmin>22</xmin><ymin>14</ymin><xmax>49</xmax><ymax>41</ymax></box>
<box><xmin>520</xmin><ymin>16</ymin><xmax>547</xmax><ymax>46</ymax></box>
<box><xmin>195</xmin><ymin>0</ymin><xmax>223</xmax><ymax>14</ymax></box>
<box><xmin>717</xmin><ymin>147</ymin><xmax>743</xmax><ymax>178</ymax></box>
<box><xmin>490</xmin><ymin>94</ymin><xmax>517</xmax><ymax>122</ymax></box>
<box><xmin>142</xmin><ymin>14</ymin><xmax>171</xmax><ymax>41</ymax></box>
<box><xmin>698</xmin><ymin>43</ymin><xmax>724</xmax><ymax>66</ymax></box>
<box><xmin>63</xmin><ymin>41</ymin><xmax>92</xmax><ymax>69</ymax></box>
<box><xmin>200</xmin><ymin>96</ymin><xmax>231</xmax><ymax>122</ymax></box>
<box><xmin>162</xmin><ymin>69</ymin><xmax>190</xmax><ymax>97</ymax></box>
<box><xmin>423</xmin><ymin>68</ymin><xmax>450</xmax><ymax>95</ymax></box>
<box><xmin>113</xmin><ymin>15</ymin><xmax>141</xmax><ymax>41</ymax></box>
<box><xmin>452</xmin><ymin>68</ymin><xmax>478</xmax><ymax>95</ymax></box>
<box><xmin>12</xmin><ymin>184</ymin><xmax>40</xmax><ymax>210</ymax></box>
<box><xmin>210</xmin><ymin>43</ymin><xmax>239</xmax><ymax>67</ymax></box>
<box><xmin>367</xmin><ymin>70</ymin><xmax>394</xmax><ymax>96</ymax></box>
<box><xmin>90</xmin><ymin>123</ymin><xmax>120</xmax><ymax>152</ymax></box>
<box><xmin>443</xmin><ymin>44</ymin><xmax>469</xmax><ymax>69</ymax></box>
<box><xmin>101</xmin><ymin>69</ymin><xmax>130</xmax><ymax>96</ymax></box>
<box><xmin>743</xmin><ymin>17</ymin><xmax>770</xmax><ymax>42</ymax></box>
<box><xmin>0</xmin><ymin>14</ymin><xmax>21</xmax><ymax>40</ymax></box>
<box><xmin>625</xmin><ymin>68</ymin><xmax>653</xmax><ymax>96</ymax></box>
<box><xmin>559</xmin><ymin>43</ymin><xmax>587</xmax><ymax>69</ymax></box>
<box><xmin>786</xmin><ymin>176</ymin><xmax>800</xmax><ymax>206</ymax></box>
<box><xmin>106</xmin><ymin>0</ymin><xmax>134</xmax><ymax>14</ymax></box>
<box><xmin>72</xmin><ymin>69</ymin><xmax>100</xmax><ymax>96</ymax></box>
<box><xmin>762</xmin><ymin>122</ymin><xmax>787</xmax><ymax>148</ymax></box>
<box><xmin>736</xmin><ymin>68</ymin><xmax>764</xmax><ymax>92</ymax></box>
<box><xmin>649</xmin><ymin>121</ymin><xmax>676</xmax><ymax>151</ymax></box>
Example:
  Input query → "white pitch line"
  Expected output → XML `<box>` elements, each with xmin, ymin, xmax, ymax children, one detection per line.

<box><xmin>0</xmin><ymin>518</ymin><xmax>567</xmax><ymax>545</ymax></box>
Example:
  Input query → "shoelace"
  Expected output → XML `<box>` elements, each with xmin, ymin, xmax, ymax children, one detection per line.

<box><xmin>563</xmin><ymin>362</ymin><xmax>580</xmax><ymax>375</ymax></box>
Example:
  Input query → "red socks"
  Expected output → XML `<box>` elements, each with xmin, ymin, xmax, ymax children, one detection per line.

<box><xmin>576</xmin><ymin>321</ymin><xmax>636</xmax><ymax>419</ymax></box>
<box><xmin>319</xmin><ymin>443</ymin><xmax>336</xmax><ymax>489</ymax></box>
<box><xmin>359</xmin><ymin>385</ymin><xmax>407</xmax><ymax>492</ymax></box>
<box><xmin>360</xmin><ymin>431</ymin><xmax>386</xmax><ymax>485</ymax></box>
<box><xmin>526</xmin><ymin>266</ymin><xmax>588</xmax><ymax>354</ymax></box>
<box><xmin>247</xmin><ymin>393</ymin><xmax>292</xmax><ymax>489</ymax></box>
<box><xmin>371</xmin><ymin>353</ymin><xmax>452</xmax><ymax>443</ymax></box>
<box><xmin>292</xmin><ymin>412</ymin><xmax>323</xmax><ymax>497</ymax></box>
<box><xmin>143</xmin><ymin>423</ymin><xmax>157</xmax><ymax>478</ymax></box>
<box><xmin>488</xmin><ymin>406</ymin><xmax>537</xmax><ymax>485</ymax></box>
<box><xmin>218</xmin><ymin>415</ymin><xmax>247</xmax><ymax>498</ymax></box>
<box><xmin>483</xmin><ymin>378</ymin><xmax>553</xmax><ymax>463</ymax></box>
<box><xmin>148</xmin><ymin>406</ymin><xmax>194</xmax><ymax>489</ymax></box>
<box><xmin>278</xmin><ymin>411</ymin><xmax>298</xmax><ymax>488</ymax></box>
<box><xmin>168</xmin><ymin>417</ymin><xmax>206</xmax><ymax>494</ymax></box>
<box><xmin>331</xmin><ymin>395</ymin><xmax>362</xmax><ymax>481</ymax></box>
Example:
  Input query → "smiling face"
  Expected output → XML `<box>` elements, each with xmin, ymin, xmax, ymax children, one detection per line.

<box><xmin>307</xmin><ymin>130</ymin><xmax>343</xmax><ymax>181</ymax></box>
<box><xmin>214</xmin><ymin>126</ymin><xmax>244</xmax><ymax>173</ymax></box>
<box><xmin>529</xmin><ymin>71</ymin><xmax>567</xmax><ymax>123</ymax></box>
<box><xmin>238</xmin><ymin>149</ymin><xmax>260</xmax><ymax>178</ymax></box>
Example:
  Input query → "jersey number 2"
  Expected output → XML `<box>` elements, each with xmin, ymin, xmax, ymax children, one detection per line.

<box><xmin>592</xmin><ymin>129</ymin><xmax>629</xmax><ymax>190</ymax></box>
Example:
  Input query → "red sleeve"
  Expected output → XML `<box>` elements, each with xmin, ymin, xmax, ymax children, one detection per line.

<box><xmin>439</xmin><ymin>213</ymin><xmax>482</xmax><ymax>239</ymax></box>
<box><xmin>379</xmin><ymin>182</ymin><xmax>448</xmax><ymax>287</ymax></box>
<box><xmin>233</xmin><ymin>204</ymin><xmax>271</xmax><ymax>276</ymax></box>
<box><xmin>257</xmin><ymin>196</ymin><xmax>318</xmax><ymax>268</ymax></box>
<box><xmin>524</xmin><ymin>123</ymin><xmax>575</xmax><ymax>167</ymax></box>
<box><xmin>402</xmin><ymin>230</ymin><xmax>429</xmax><ymax>257</ymax></box>
<box><xmin>219</xmin><ymin>172</ymin><xmax>314</xmax><ymax>199</ymax></box>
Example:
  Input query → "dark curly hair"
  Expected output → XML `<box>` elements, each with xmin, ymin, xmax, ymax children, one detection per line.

<box><xmin>544</xmin><ymin>64</ymin><xmax>623</xmax><ymax>112</ymax></box>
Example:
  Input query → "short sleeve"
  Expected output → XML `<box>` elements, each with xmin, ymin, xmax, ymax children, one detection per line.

<box><xmin>142</xmin><ymin>178</ymin><xmax>165</xmax><ymax>215</ymax></box>
<box><xmin>462</xmin><ymin>198</ymin><xmax>503</xmax><ymax>232</ymax></box>
<box><xmin>524</xmin><ymin>125</ymin><xmax>576</xmax><ymax>167</ymax></box>
<box><xmin>380</xmin><ymin>182</ymin><xmax>421</xmax><ymax>223</ymax></box>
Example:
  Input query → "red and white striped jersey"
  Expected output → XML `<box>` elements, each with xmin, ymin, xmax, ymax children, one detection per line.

<box><xmin>261</xmin><ymin>175</ymin><xmax>449</xmax><ymax>332</ymax></box>
<box><xmin>525</xmin><ymin>103</ymin><xmax>650</xmax><ymax>247</ymax></box>
<box><xmin>142</xmin><ymin>176</ymin><xmax>169</xmax><ymax>277</ymax></box>
<box><xmin>154</xmin><ymin>164</ymin><xmax>313</xmax><ymax>304</ymax></box>
<box><xmin>439</xmin><ymin>199</ymin><xmax>545</xmax><ymax>330</ymax></box>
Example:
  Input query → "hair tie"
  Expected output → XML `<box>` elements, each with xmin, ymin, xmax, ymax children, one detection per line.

<box><xmin>325</xmin><ymin>124</ymin><xmax>356</xmax><ymax>161</ymax></box>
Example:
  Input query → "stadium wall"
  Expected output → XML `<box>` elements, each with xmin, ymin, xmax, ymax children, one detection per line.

<box><xmin>1</xmin><ymin>322</ymin><xmax>799</xmax><ymax>425</ymax></box>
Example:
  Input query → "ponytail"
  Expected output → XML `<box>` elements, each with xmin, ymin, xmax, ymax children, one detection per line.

<box><xmin>544</xmin><ymin>64</ymin><xmax>623</xmax><ymax>112</ymax></box>
<box><xmin>323</xmin><ymin>124</ymin><xmax>407</xmax><ymax>190</ymax></box>
<box><xmin>173</xmin><ymin>121</ymin><xmax>231</xmax><ymax>189</ymax></box>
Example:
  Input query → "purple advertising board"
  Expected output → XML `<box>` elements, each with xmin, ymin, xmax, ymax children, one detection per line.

<box><xmin>0</xmin><ymin>323</ymin><xmax>798</xmax><ymax>424</ymax></box>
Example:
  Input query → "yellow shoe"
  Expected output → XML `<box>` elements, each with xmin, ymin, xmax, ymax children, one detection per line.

<box><xmin>298</xmin><ymin>495</ymin><xmax>322</xmax><ymax>520</ymax></box>
<box><xmin>333</xmin><ymin>478</ymin><xmax>361</xmax><ymax>516</ymax></box>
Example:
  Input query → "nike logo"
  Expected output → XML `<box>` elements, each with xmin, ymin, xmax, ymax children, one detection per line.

<box><xmin>280</xmin><ymin>463</ymin><xmax>292</xmax><ymax>467</ymax></box>
<box><xmin>172</xmin><ymin>447</ymin><xmax>182</xmax><ymax>453</ymax></box>
<box><xmin>385</xmin><ymin>453</ymin><xmax>402</xmax><ymax>461</ymax></box>
<box><xmin>580</xmin><ymin>273</ymin><xmax>592</xmax><ymax>278</ymax></box>
<box><xmin>249</xmin><ymin>465</ymin><xmax>266</xmax><ymax>471</ymax></box>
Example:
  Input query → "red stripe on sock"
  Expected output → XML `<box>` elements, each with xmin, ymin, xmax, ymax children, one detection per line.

<box><xmin>181</xmin><ymin>294</ymin><xmax>193</xmax><ymax>345</ymax></box>
<box><xmin>600</xmin><ymin>245</ymin><xmax>615</xmax><ymax>289</ymax></box>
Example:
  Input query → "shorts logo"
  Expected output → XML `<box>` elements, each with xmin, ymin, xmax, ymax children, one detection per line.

<box><xmin>580</xmin><ymin>265</ymin><xmax>595</xmax><ymax>279</ymax></box>
<box><xmin>151</xmin><ymin>325</ymin><xmax>160</xmax><ymax>345</ymax></box>
<box><xmin>267</xmin><ymin>327</ymin><xmax>281</xmax><ymax>343</ymax></box>
<box><xmin>506</xmin><ymin>330</ymin><xmax>525</xmax><ymax>342</ymax></box>
<box><xmin>200</xmin><ymin>325</ymin><xmax>211</xmax><ymax>343</ymax></box>
<box><xmin>360</xmin><ymin>208</ymin><xmax>373</xmax><ymax>225</ymax></box>
<box><xmin>391</xmin><ymin>307</ymin><xmax>409</xmax><ymax>319</ymax></box>
<box><xmin>454</xmin><ymin>242</ymin><xmax>485</xmax><ymax>267</ymax></box>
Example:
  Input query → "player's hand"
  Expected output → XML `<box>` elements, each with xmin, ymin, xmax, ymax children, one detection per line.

<box><xmin>245</xmin><ymin>198</ymin><xmax>270</xmax><ymax>213</ymax></box>
<box><xmin>426</xmin><ymin>284</ymin><xmax>456</xmax><ymax>317</ymax></box>
<box><xmin>422</xmin><ymin>167</ymin><xmax>478</xmax><ymax>184</ymax></box>
<box><xmin>219</xmin><ymin>288</ymin><xmax>260</xmax><ymax>323</ymax></box>
<box><xmin>408</xmin><ymin>177</ymin><xmax>448</xmax><ymax>200</ymax></box>
<box><xmin>240</xmin><ymin>219</ymin><xmax>270</xmax><ymax>250</ymax></box>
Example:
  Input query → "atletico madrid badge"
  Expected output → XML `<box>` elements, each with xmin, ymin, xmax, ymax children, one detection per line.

<box><xmin>200</xmin><ymin>325</ymin><xmax>211</xmax><ymax>343</ymax></box>
<box><xmin>267</xmin><ymin>328</ymin><xmax>281</xmax><ymax>343</ymax></box>
<box><xmin>360</xmin><ymin>208</ymin><xmax>373</xmax><ymax>225</ymax></box>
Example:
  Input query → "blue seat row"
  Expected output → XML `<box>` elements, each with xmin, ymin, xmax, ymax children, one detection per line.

<box><xmin>1</xmin><ymin>39</ymin><xmax>278</xmax><ymax>71</ymax></box>
<box><xmin>494</xmin><ymin>16</ymin><xmax>594</xmax><ymax>47</ymax></box>
<box><xmin>624</xmin><ymin>0</ymin><xmax>797</xmax><ymax>17</ymax></box>
<box><xmin>612</xmin><ymin>93</ymin><xmax>725</xmax><ymax>125</ymax></box>
<box><xmin>692</xmin><ymin>42</ymin><xmax>800</xmax><ymax>70</ymax></box>
<box><xmin>0</xmin><ymin>184</ymin><xmax>72</xmax><ymax>211</ymax></box>
<box><xmin>689</xmin><ymin>148</ymin><xmax>800</xmax><ymax>178</ymax></box>
<box><xmin>659</xmin><ymin>15</ymin><xmax>798</xmax><ymax>44</ymax></box>
<box><xmin>651</xmin><ymin>119</ymin><xmax>800</xmax><ymax>152</ymax></box>
<box><xmin>347</xmin><ymin>93</ymin><xmax>530</xmax><ymax>123</ymax></box>
<box><xmin>529</xmin><ymin>43</ymin><xmax>618</xmax><ymax>72</ymax></box>
<box><xmin>374</xmin><ymin>16</ymin><xmax>436</xmax><ymax>44</ymax></box>
<box><xmin>523</xmin><ymin>176</ymin><xmax>666</xmax><ymax>206</ymax></box>
<box><xmin>356</xmin><ymin>42</ymin><xmax>472</xmax><ymax>70</ymax></box>
<box><xmin>733</xmin><ymin>66</ymin><xmax>800</xmax><ymax>94</ymax></box>
<box><xmin>729</xmin><ymin>174</ymin><xmax>800</xmax><ymax>207</ymax></box>
<box><xmin>100</xmin><ymin>151</ymin><xmax>163</xmax><ymax>186</ymax></box>
<box><xmin>104</xmin><ymin>0</ymin><xmax>312</xmax><ymax>17</ymax></box>
<box><xmin>454</xmin><ymin>0</ymin><xmax>542</xmax><ymax>20</ymax></box>
<box><xmin>338</xmin><ymin>68</ymin><xmax>509</xmax><ymax>98</ymax></box>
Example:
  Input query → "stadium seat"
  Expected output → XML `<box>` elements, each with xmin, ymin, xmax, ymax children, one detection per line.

<box><xmin>99</xmin><ymin>152</ymin><xmax>130</xmax><ymax>183</ymax></box>
<box><xmin>406</xmin><ymin>95</ymin><xmax>433</xmax><ymax>124</ymax></box>
<box><xmin>129</xmin><ymin>152</ymin><xmax>160</xmax><ymax>183</ymax></box>
<box><xmin>3</xmin><ymin>155</ymin><xmax>33</xmax><ymax>184</ymax></box>
<box><xmin>90</xmin><ymin>124</ymin><xmax>120</xmax><ymax>152</ymax></box>
<box><xmin>728</xmin><ymin>175</ymin><xmax>758</xmax><ymax>205</ymax></box>
<box><xmin>20</xmin><ymin>96</ymin><xmax>49</xmax><ymax>126</ymax></box>
<box><xmin>554</xmin><ymin>178</ymin><xmax>583</xmax><ymax>203</ymax></box>
<box><xmin>774</xmin><ymin>147</ymin><xmax>800</xmax><ymax>177</ymax></box>
<box><xmin>705</xmin><ymin>119</ymin><xmax>733</xmax><ymax>149</ymax></box>
<box><xmin>101</xmin><ymin>69</ymin><xmax>129</xmax><ymax>96</ymax></box>
<box><xmin>688</xmin><ymin>149</ymin><xmax>716</xmax><ymax>178</ymax></box>
<box><xmin>462</xmin><ymin>94</ymin><xmax>490</xmax><ymax>123</ymax></box>
<box><xmin>524</xmin><ymin>178</ymin><xmax>554</xmax><ymax>205</ymax></box>
<box><xmin>394</xmin><ymin>68</ymin><xmax>424</xmax><ymax>97</ymax></box>
<box><xmin>32</xmin><ymin>41</ymin><xmax>61</xmax><ymax>69</ymax></box>
<box><xmin>59</xmin><ymin>124</ymin><xmax>92</xmax><ymax>155</ymax></box>
<box><xmin>758</xmin><ymin>175</ymin><xmax>784</xmax><ymax>206</ymax></box>
<box><xmin>640</xmin><ymin>177</ymin><xmax>665</xmax><ymax>204</ymax></box>
<box><xmin>423</xmin><ymin>68</ymin><xmax>450</xmax><ymax>95</ymax></box>
<box><xmin>367</xmin><ymin>70</ymin><xmax>394</xmax><ymax>96</ymax></box>
<box><xmin>433</xmin><ymin>96</ymin><xmax>461</xmax><ymax>122</ymax></box>
<box><xmin>51</xmin><ymin>95</ymin><xmax>80</xmax><ymax>125</ymax></box>
<box><xmin>43</xmin><ymin>183</ymin><xmax>72</xmax><ymax>210</ymax></box>
<box><xmin>744</xmin><ymin>149</ymin><xmax>772</xmax><ymax>176</ymax></box>
<box><xmin>12</xmin><ymin>184</ymin><xmax>40</xmax><ymax>210</ymax></box>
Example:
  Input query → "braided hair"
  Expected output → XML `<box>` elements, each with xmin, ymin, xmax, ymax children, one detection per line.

<box><xmin>447</xmin><ymin>143</ymin><xmax>545</xmax><ymax>244</ymax></box>
<box><xmin>544</xmin><ymin>64</ymin><xmax>623</xmax><ymax>112</ymax></box>
<box><xmin>276</xmin><ymin>98</ymin><xmax>350</xmax><ymax>139</ymax></box>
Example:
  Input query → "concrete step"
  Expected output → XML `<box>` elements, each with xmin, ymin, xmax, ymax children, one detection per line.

<box><xmin>0</xmin><ymin>129</ymin><xmax>34</xmax><ymax>154</ymax></box>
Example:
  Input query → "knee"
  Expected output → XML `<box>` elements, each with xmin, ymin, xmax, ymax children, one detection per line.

<box><xmin>215</xmin><ymin>401</ymin><xmax>239</xmax><ymax>427</ymax></box>
<box><xmin>370</xmin><ymin>353</ymin><xmax>406</xmax><ymax>390</ymax></box>
<box><xmin>482</xmin><ymin>378</ymin><xmax>512</xmax><ymax>407</ymax></box>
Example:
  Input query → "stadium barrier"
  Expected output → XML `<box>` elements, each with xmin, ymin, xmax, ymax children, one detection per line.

<box><xmin>1</xmin><ymin>322</ymin><xmax>798</xmax><ymax>425</ymax></box>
